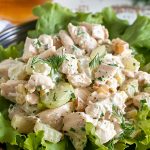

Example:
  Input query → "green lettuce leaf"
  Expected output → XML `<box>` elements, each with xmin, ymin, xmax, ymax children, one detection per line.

<box><xmin>24</xmin><ymin>130</ymin><xmax>74</xmax><ymax>150</ymax></box>
<box><xmin>0</xmin><ymin>112</ymin><xmax>20</xmax><ymax>145</ymax></box>
<box><xmin>6</xmin><ymin>144</ymin><xmax>20</xmax><ymax>150</ymax></box>
<box><xmin>24</xmin><ymin>131</ymin><xmax>44</xmax><ymax>150</ymax></box>
<box><xmin>135</xmin><ymin>103</ymin><xmax>150</xmax><ymax>150</ymax></box>
<box><xmin>114</xmin><ymin>142</ymin><xmax>127</xmax><ymax>150</ymax></box>
<box><xmin>0</xmin><ymin>96</ymin><xmax>12</xmax><ymax>119</ymax></box>
<box><xmin>0</xmin><ymin>97</ymin><xmax>25</xmax><ymax>149</ymax></box>
<box><xmin>122</xmin><ymin>16</ymin><xmax>150</xmax><ymax>49</ymax></box>
<box><xmin>101</xmin><ymin>7</ymin><xmax>129</xmax><ymax>39</ymax></box>
<box><xmin>121</xmin><ymin>16</ymin><xmax>150</xmax><ymax>72</ymax></box>
<box><xmin>43</xmin><ymin>137</ymin><xmax>74</xmax><ymax>150</ymax></box>
<box><xmin>75</xmin><ymin>12</ymin><xmax>103</xmax><ymax>24</ymax></box>
<box><xmin>0</xmin><ymin>42</ymin><xmax>24</xmax><ymax>62</ymax></box>
<box><xmin>28</xmin><ymin>3</ymin><xmax>75</xmax><ymax>38</ymax></box>
<box><xmin>85</xmin><ymin>122</ymin><xmax>108</xmax><ymax>150</ymax></box>
<box><xmin>28</xmin><ymin>2</ymin><xmax>104</xmax><ymax>38</ymax></box>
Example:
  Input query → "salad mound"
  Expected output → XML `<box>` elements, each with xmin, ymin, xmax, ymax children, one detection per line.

<box><xmin>0</xmin><ymin>2</ymin><xmax>150</xmax><ymax>150</ymax></box>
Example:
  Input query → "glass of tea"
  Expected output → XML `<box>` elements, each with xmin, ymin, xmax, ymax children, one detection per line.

<box><xmin>0</xmin><ymin>0</ymin><xmax>49</xmax><ymax>24</ymax></box>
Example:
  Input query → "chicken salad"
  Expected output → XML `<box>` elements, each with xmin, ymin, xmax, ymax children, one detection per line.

<box><xmin>0</xmin><ymin>20</ymin><xmax>150</xmax><ymax>150</ymax></box>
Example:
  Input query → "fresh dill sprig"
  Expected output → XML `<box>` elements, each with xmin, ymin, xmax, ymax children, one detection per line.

<box><xmin>112</xmin><ymin>106</ymin><xmax>134</xmax><ymax>139</ymax></box>
<box><xmin>32</xmin><ymin>39</ymin><xmax>42</xmax><ymax>49</ymax></box>
<box><xmin>107</xmin><ymin>139</ymin><xmax>115</xmax><ymax>150</ymax></box>
<box><xmin>89</xmin><ymin>54</ymin><xmax>103</xmax><ymax>68</ymax></box>
<box><xmin>30</xmin><ymin>56</ymin><xmax>44</xmax><ymax>68</ymax></box>
<box><xmin>108</xmin><ymin>63</ymin><xmax>118</xmax><ymax>67</ymax></box>
<box><xmin>77</xmin><ymin>27</ymin><xmax>85</xmax><ymax>36</ymax></box>
<box><xmin>45</xmin><ymin>55</ymin><xmax>65</xmax><ymax>71</ymax></box>
<box><xmin>71</xmin><ymin>45</ymin><xmax>80</xmax><ymax>51</ymax></box>
<box><xmin>30</xmin><ymin>55</ymin><xmax>65</xmax><ymax>72</ymax></box>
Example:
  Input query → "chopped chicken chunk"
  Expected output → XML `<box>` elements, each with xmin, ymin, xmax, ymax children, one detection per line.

<box><xmin>38</xmin><ymin>34</ymin><xmax>54</xmax><ymax>52</ymax></box>
<box><xmin>95</xmin><ymin>120</ymin><xmax>116</xmax><ymax>144</ymax></box>
<box><xmin>59</xmin><ymin>30</ymin><xmax>74</xmax><ymax>52</ymax></box>
<box><xmin>75</xmin><ymin>88</ymin><xmax>90</xmax><ymax>111</ymax></box>
<box><xmin>37</xmin><ymin>47</ymin><xmax>56</xmax><ymax>59</ymax></box>
<box><xmin>8</xmin><ymin>105</ymin><xmax>25</xmax><ymax>120</ymax></box>
<box><xmin>80</xmin><ymin>22</ymin><xmax>109</xmax><ymax>40</ymax></box>
<box><xmin>26</xmin><ymin>73</ymin><xmax>55</xmax><ymax>93</ymax></box>
<box><xmin>136</xmin><ymin>71</ymin><xmax>150</xmax><ymax>85</ymax></box>
<box><xmin>68</xmin><ymin>23</ymin><xmax>97</xmax><ymax>53</ymax></box>
<box><xmin>120</xmin><ymin>79</ymin><xmax>139</xmax><ymax>98</ymax></box>
<box><xmin>11</xmin><ymin>114</ymin><xmax>36</xmax><ymax>133</ymax></box>
<box><xmin>85</xmin><ymin>98</ymin><xmax>112</xmax><ymax>119</ymax></box>
<box><xmin>37</xmin><ymin>102</ymin><xmax>74</xmax><ymax>130</ymax></box>
<box><xmin>78</xmin><ymin>56</ymin><xmax>92</xmax><ymax>77</ymax></box>
<box><xmin>63</xmin><ymin>112</ymin><xmax>97</xmax><ymax>150</ymax></box>
<box><xmin>95</xmin><ymin>64</ymin><xmax>118</xmax><ymax>84</ymax></box>
<box><xmin>0</xmin><ymin>59</ymin><xmax>18</xmax><ymax>78</ymax></box>
<box><xmin>8</xmin><ymin>61</ymin><xmax>27</xmax><ymax>80</ymax></box>
<box><xmin>110</xmin><ymin>91</ymin><xmax>128</xmax><ymax>114</ymax></box>
<box><xmin>132</xmin><ymin>92</ymin><xmax>150</xmax><ymax>108</ymax></box>
<box><xmin>25</xmin><ymin>93</ymin><xmax>39</xmax><ymax>105</ymax></box>
<box><xmin>59</xmin><ymin>30</ymin><xmax>85</xmax><ymax>58</ymax></box>
<box><xmin>60</xmin><ymin>54</ymin><xmax>78</xmax><ymax>75</ymax></box>
<box><xmin>0</xmin><ymin>80</ymin><xmax>26</xmax><ymax>102</ymax></box>
<box><xmin>22</xmin><ymin>37</ymin><xmax>38</xmax><ymax>61</ymax></box>
<box><xmin>67</xmin><ymin>73</ymin><xmax>92</xmax><ymax>87</ymax></box>
<box><xmin>52</xmin><ymin>35</ymin><xmax>62</xmax><ymax>49</ymax></box>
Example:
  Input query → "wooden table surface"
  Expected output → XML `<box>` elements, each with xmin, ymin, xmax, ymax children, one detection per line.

<box><xmin>0</xmin><ymin>0</ymin><xmax>48</xmax><ymax>24</ymax></box>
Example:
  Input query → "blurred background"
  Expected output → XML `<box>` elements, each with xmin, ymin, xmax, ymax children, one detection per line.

<box><xmin>0</xmin><ymin>0</ymin><xmax>150</xmax><ymax>32</ymax></box>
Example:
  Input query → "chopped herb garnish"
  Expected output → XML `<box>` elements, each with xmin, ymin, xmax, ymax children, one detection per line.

<box><xmin>143</xmin><ymin>84</ymin><xmax>150</xmax><ymax>88</ymax></box>
<box><xmin>72</xmin><ymin>45</ymin><xmax>80</xmax><ymax>51</ymax></box>
<box><xmin>70</xmin><ymin>128</ymin><xmax>76</xmax><ymax>132</ymax></box>
<box><xmin>108</xmin><ymin>63</ymin><xmax>118</xmax><ymax>67</ymax></box>
<box><xmin>97</xmin><ymin>77</ymin><xmax>103</xmax><ymax>81</ymax></box>
<box><xmin>70</xmin><ymin>92</ymin><xmax>76</xmax><ymax>101</ymax></box>
<box><xmin>140</xmin><ymin>99</ymin><xmax>147</xmax><ymax>110</ymax></box>
<box><xmin>77</xmin><ymin>28</ymin><xmax>85</xmax><ymax>36</ymax></box>
<box><xmin>130</xmin><ymin>84</ymin><xmax>136</xmax><ymax>92</ymax></box>
<box><xmin>46</xmin><ymin>55</ymin><xmax>65</xmax><ymax>72</ymax></box>
<box><xmin>30</xmin><ymin>56</ymin><xmax>44</xmax><ymax>68</ymax></box>
<box><xmin>44</xmin><ymin>44</ymin><xmax>49</xmax><ymax>50</ymax></box>
<box><xmin>71</xmin><ymin>57</ymin><xmax>75</xmax><ymax>59</ymax></box>
<box><xmin>32</xmin><ymin>39</ymin><xmax>42</xmax><ymax>49</ymax></box>
<box><xmin>107</xmin><ymin>139</ymin><xmax>115</xmax><ymax>150</ymax></box>
<box><xmin>100</xmin><ymin>112</ymin><xmax>104</xmax><ymax>117</ymax></box>
<box><xmin>30</xmin><ymin>55</ymin><xmax>65</xmax><ymax>73</ymax></box>
<box><xmin>89</xmin><ymin>54</ymin><xmax>103</xmax><ymax>68</ymax></box>
<box><xmin>53</xmin><ymin>92</ymin><xmax>57</xmax><ymax>101</ymax></box>
<box><xmin>36</xmin><ymin>86</ymin><xmax>42</xmax><ymax>91</ymax></box>
<box><xmin>81</xmin><ymin>127</ymin><xmax>85</xmax><ymax>131</ymax></box>
<box><xmin>112</xmin><ymin>105</ymin><xmax>134</xmax><ymax>139</ymax></box>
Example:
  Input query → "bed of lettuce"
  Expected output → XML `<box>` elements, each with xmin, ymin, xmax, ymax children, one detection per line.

<box><xmin>0</xmin><ymin>2</ymin><xmax>150</xmax><ymax>150</ymax></box>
